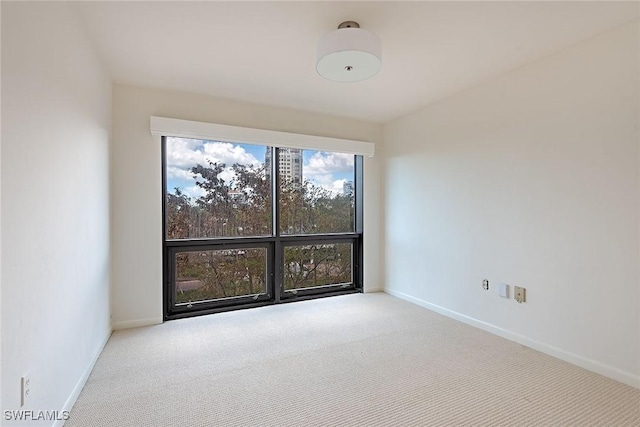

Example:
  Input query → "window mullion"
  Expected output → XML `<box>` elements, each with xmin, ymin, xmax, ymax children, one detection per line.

<box><xmin>355</xmin><ymin>155</ymin><xmax>364</xmax><ymax>289</ymax></box>
<box><xmin>272</xmin><ymin>147</ymin><xmax>282</xmax><ymax>303</ymax></box>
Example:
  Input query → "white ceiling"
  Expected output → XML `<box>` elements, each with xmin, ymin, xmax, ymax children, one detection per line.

<box><xmin>75</xmin><ymin>1</ymin><xmax>639</xmax><ymax>123</ymax></box>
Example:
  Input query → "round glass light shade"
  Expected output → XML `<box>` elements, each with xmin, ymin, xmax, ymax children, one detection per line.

<box><xmin>316</xmin><ymin>27</ymin><xmax>381</xmax><ymax>82</ymax></box>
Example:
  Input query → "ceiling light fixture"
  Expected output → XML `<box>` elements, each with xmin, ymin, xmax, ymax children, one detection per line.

<box><xmin>316</xmin><ymin>21</ymin><xmax>381</xmax><ymax>82</ymax></box>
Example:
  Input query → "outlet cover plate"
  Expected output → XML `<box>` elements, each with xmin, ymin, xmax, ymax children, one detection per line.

<box><xmin>21</xmin><ymin>372</ymin><xmax>31</xmax><ymax>407</ymax></box>
<box><xmin>498</xmin><ymin>283</ymin><xmax>509</xmax><ymax>298</ymax></box>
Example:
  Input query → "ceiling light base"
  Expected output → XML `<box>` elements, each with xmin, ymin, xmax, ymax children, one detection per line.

<box><xmin>338</xmin><ymin>21</ymin><xmax>360</xmax><ymax>29</ymax></box>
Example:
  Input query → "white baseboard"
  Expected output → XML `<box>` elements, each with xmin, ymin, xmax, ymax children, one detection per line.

<box><xmin>385</xmin><ymin>288</ymin><xmax>640</xmax><ymax>389</ymax></box>
<box><xmin>112</xmin><ymin>317</ymin><xmax>162</xmax><ymax>330</ymax></box>
<box><xmin>55</xmin><ymin>327</ymin><xmax>112</xmax><ymax>427</ymax></box>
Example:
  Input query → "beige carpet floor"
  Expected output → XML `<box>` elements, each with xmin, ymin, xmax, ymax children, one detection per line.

<box><xmin>67</xmin><ymin>293</ymin><xmax>639</xmax><ymax>426</ymax></box>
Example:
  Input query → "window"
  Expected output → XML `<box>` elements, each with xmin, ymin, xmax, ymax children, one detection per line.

<box><xmin>165</xmin><ymin>139</ymin><xmax>271</xmax><ymax>239</ymax></box>
<box><xmin>163</xmin><ymin>136</ymin><xmax>363</xmax><ymax>319</ymax></box>
<box><xmin>279</xmin><ymin>149</ymin><xmax>355</xmax><ymax>235</ymax></box>
<box><xmin>283</xmin><ymin>243</ymin><xmax>353</xmax><ymax>293</ymax></box>
<box><xmin>175</xmin><ymin>247</ymin><xmax>269</xmax><ymax>304</ymax></box>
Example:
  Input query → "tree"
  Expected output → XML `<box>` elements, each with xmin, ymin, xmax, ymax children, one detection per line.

<box><xmin>166</xmin><ymin>188</ymin><xmax>192</xmax><ymax>239</ymax></box>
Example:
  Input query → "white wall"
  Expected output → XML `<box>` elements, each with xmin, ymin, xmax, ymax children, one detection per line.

<box><xmin>111</xmin><ymin>85</ymin><xmax>383</xmax><ymax>328</ymax></box>
<box><xmin>383</xmin><ymin>21</ymin><xmax>639</xmax><ymax>387</ymax></box>
<box><xmin>0</xmin><ymin>1</ymin><xmax>4</xmax><ymax>417</ymax></box>
<box><xmin>1</xmin><ymin>2</ymin><xmax>112</xmax><ymax>423</ymax></box>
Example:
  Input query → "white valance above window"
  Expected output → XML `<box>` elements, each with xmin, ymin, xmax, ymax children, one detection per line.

<box><xmin>150</xmin><ymin>116</ymin><xmax>375</xmax><ymax>157</ymax></box>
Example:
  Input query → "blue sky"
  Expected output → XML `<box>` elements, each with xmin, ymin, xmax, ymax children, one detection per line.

<box><xmin>166</xmin><ymin>137</ymin><xmax>353</xmax><ymax>200</ymax></box>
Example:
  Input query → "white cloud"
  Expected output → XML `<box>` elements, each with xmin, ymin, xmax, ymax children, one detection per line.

<box><xmin>331</xmin><ymin>178</ymin><xmax>348</xmax><ymax>194</ymax></box>
<box><xmin>182</xmin><ymin>185</ymin><xmax>206</xmax><ymax>201</ymax></box>
<box><xmin>166</xmin><ymin>138</ymin><xmax>208</xmax><ymax>169</ymax></box>
<box><xmin>167</xmin><ymin>166</ymin><xmax>194</xmax><ymax>181</ymax></box>
<box><xmin>167</xmin><ymin>141</ymin><xmax>353</xmax><ymax>198</ymax></box>
<box><xmin>303</xmin><ymin>174</ymin><xmax>349</xmax><ymax>196</ymax></box>
<box><xmin>304</xmin><ymin>152</ymin><xmax>354</xmax><ymax>176</ymax></box>
<box><xmin>303</xmin><ymin>152</ymin><xmax>354</xmax><ymax>195</ymax></box>
<box><xmin>202</xmin><ymin>141</ymin><xmax>261</xmax><ymax>167</ymax></box>
<box><xmin>166</xmin><ymin>137</ymin><xmax>262</xmax><ymax>195</ymax></box>
<box><xmin>217</xmin><ymin>167</ymin><xmax>237</xmax><ymax>184</ymax></box>
<box><xmin>167</xmin><ymin>138</ymin><xmax>261</xmax><ymax>169</ymax></box>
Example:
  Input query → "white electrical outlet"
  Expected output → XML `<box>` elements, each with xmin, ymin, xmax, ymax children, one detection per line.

<box><xmin>514</xmin><ymin>286</ymin><xmax>526</xmax><ymax>303</ymax></box>
<box><xmin>21</xmin><ymin>372</ymin><xmax>31</xmax><ymax>407</ymax></box>
<box><xmin>498</xmin><ymin>283</ymin><xmax>509</xmax><ymax>298</ymax></box>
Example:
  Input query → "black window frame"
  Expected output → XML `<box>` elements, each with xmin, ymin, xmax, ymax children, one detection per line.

<box><xmin>163</xmin><ymin>138</ymin><xmax>364</xmax><ymax>320</ymax></box>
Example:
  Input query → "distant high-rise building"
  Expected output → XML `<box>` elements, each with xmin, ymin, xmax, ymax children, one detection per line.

<box><xmin>343</xmin><ymin>181</ymin><xmax>354</xmax><ymax>196</ymax></box>
<box><xmin>265</xmin><ymin>147</ymin><xmax>303</xmax><ymax>184</ymax></box>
